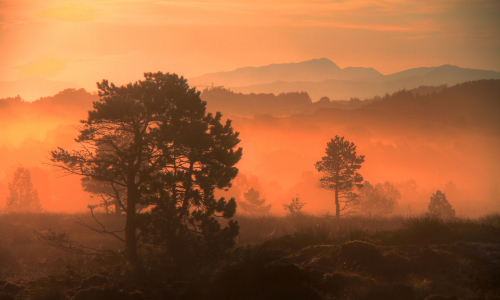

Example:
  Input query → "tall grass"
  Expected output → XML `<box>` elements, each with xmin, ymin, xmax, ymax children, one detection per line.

<box><xmin>1</xmin><ymin>211</ymin><xmax>499</xmax><ymax>281</ymax></box>
<box><xmin>384</xmin><ymin>213</ymin><xmax>500</xmax><ymax>245</ymax></box>
<box><xmin>230</xmin><ymin>213</ymin><xmax>408</xmax><ymax>252</ymax></box>
<box><xmin>0</xmin><ymin>212</ymin><xmax>124</xmax><ymax>281</ymax></box>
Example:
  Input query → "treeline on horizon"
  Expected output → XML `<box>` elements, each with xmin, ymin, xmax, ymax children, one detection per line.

<box><xmin>2</xmin><ymin>80</ymin><xmax>498</xmax><ymax>143</ymax></box>
<box><xmin>0</xmin><ymin>88</ymin><xmax>97</xmax><ymax>118</ymax></box>
<box><xmin>201</xmin><ymin>85</ymin><xmax>449</xmax><ymax>115</ymax></box>
<box><xmin>200</xmin><ymin>80</ymin><xmax>499</xmax><ymax>131</ymax></box>
<box><xmin>1</xmin><ymin>80</ymin><xmax>497</xmax><ymax>124</ymax></box>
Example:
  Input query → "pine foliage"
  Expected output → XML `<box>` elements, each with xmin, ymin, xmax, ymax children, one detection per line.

<box><xmin>239</xmin><ymin>188</ymin><xmax>271</xmax><ymax>215</ymax></box>
<box><xmin>5</xmin><ymin>167</ymin><xmax>43</xmax><ymax>213</ymax></box>
<box><xmin>428</xmin><ymin>190</ymin><xmax>456</xmax><ymax>218</ymax></box>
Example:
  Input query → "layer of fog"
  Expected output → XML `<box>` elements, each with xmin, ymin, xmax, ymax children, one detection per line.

<box><xmin>1</xmin><ymin>83</ymin><xmax>499</xmax><ymax>217</ymax></box>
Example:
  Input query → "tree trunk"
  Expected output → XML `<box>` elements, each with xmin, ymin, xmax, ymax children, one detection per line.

<box><xmin>125</xmin><ymin>185</ymin><xmax>141</xmax><ymax>274</ymax></box>
<box><xmin>335</xmin><ymin>186</ymin><xmax>340</xmax><ymax>218</ymax></box>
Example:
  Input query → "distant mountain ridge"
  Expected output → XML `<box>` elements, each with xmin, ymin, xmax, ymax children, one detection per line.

<box><xmin>227</xmin><ymin>64</ymin><xmax>500</xmax><ymax>101</ymax></box>
<box><xmin>188</xmin><ymin>58</ymin><xmax>381</xmax><ymax>88</ymax></box>
<box><xmin>189</xmin><ymin>58</ymin><xmax>500</xmax><ymax>101</ymax></box>
<box><xmin>3</xmin><ymin>59</ymin><xmax>499</xmax><ymax>103</ymax></box>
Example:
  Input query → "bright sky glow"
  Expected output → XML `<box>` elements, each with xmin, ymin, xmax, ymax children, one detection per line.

<box><xmin>1</xmin><ymin>0</ymin><xmax>499</xmax><ymax>91</ymax></box>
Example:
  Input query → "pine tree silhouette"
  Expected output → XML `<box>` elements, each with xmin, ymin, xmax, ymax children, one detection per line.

<box><xmin>5</xmin><ymin>167</ymin><xmax>43</xmax><ymax>213</ymax></box>
<box><xmin>239</xmin><ymin>188</ymin><xmax>271</xmax><ymax>215</ymax></box>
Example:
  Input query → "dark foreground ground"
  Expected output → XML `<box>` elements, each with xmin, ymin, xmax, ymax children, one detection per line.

<box><xmin>0</xmin><ymin>212</ymin><xmax>499</xmax><ymax>300</ymax></box>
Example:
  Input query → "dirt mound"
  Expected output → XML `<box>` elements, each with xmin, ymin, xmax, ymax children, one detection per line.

<box><xmin>1</xmin><ymin>283</ymin><xmax>23</xmax><ymax>295</ymax></box>
<box><xmin>0</xmin><ymin>293</ymin><xmax>15</xmax><ymax>300</ymax></box>
<box><xmin>339</xmin><ymin>240</ymin><xmax>383</xmax><ymax>271</ymax></box>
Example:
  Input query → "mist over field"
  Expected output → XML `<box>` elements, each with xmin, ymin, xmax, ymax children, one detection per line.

<box><xmin>1</xmin><ymin>77</ymin><xmax>499</xmax><ymax>217</ymax></box>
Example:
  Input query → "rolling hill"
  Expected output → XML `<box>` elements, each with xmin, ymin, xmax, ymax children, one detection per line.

<box><xmin>188</xmin><ymin>58</ymin><xmax>381</xmax><ymax>88</ymax></box>
<box><xmin>190</xmin><ymin>59</ymin><xmax>500</xmax><ymax>101</ymax></box>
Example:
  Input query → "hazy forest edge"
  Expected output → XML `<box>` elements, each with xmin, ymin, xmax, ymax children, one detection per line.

<box><xmin>1</xmin><ymin>78</ymin><xmax>499</xmax><ymax>217</ymax></box>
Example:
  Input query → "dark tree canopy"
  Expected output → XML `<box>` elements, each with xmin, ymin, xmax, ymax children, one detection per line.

<box><xmin>201</xmin><ymin>86</ymin><xmax>312</xmax><ymax>116</ymax></box>
<box><xmin>5</xmin><ymin>166</ymin><xmax>43</xmax><ymax>213</ymax></box>
<box><xmin>315</xmin><ymin>136</ymin><xmax>365</xmax><ymax>218</ymax></box>
<box><xmin>428</xmin><ymin>190</ymin><xmax>455</xmax><ymax>218</ymax></box>
<box><xmin>81</xmin><ymin>177</ymin><xmax>125</xmax><ymax>214</ymax></box>
<box><xmin>50</xmin><ymin>72</ymin><xmax>242</xmax><ymax>270</ymax></box>
<box><xmin>239</xmin><ymin>188</ymin><xmax>271</xmax><ymax>215</ymax></box>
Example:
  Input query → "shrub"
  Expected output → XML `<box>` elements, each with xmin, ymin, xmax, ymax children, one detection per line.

<box><xmin>283</xmin><ymin>196</ymin><xmax>305</xmax><ymax>216</ymax></box>
<box><xmin>398</xmin><ymin>214</ymin><xmax>450</xmax><ymax>244</ymax></box>
<box><xmin>428</xmin><ymin>190</ymin><xmax>455</xmax><ymax>219</ymax></box>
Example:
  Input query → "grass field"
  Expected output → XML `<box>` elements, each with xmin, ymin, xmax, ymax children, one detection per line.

<box><xmin>0</xmin><ymin>212</ymin><xmax>499</xmax><ymax>299</ymax></box>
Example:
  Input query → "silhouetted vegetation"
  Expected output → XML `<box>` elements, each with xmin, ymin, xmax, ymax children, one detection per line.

<box><xmin>1</xmin><ymin>212</ymin><xmax>499</xmax><ymax>299</ymax></box>
<box><xmin>201</xmin><ymin>86</ymin><xmax>311</xmax><ymax>116</ymax></box>
<box><xmin>239</xmin><ymin>188</ymin><xmax>271</xmax><ymax>215</ymax></box>
<box><xmin>315</xmin><ymin>136</ymin><xmax>365</xmax><ymax>218</ymax></box>
<box><xmin>4</xmin><ymin>167</ymin><xmax>43</xmax><ymax>213</ymax></box>
<box><xmin>428</xmin><ymin>190</ymin><xmax>456</xmax><ymax>219</ymax></box>
<box><xmin>358</xmin><ymin>181</ymin><xmax>401</xmax><ymax>216</ymax></box>
<box><xmin>1</xmin><ymin>77</ymin><xmax>499</xmax><ymax>299</ymax></box>
<box><xmin>283</xmin><ymin>196</ymin><xmax>305</xmax><ymax>217</ymax></box>
<box><xmin>363</xmin><ymin>80</ymin><xmax>500</xmax><ymax>131</ymax></box>
<box><xmin>198</xmin><ymin>82</ymin><xmax>461</xmax><ymax>117</ymax></box>
<box><xmin>0</xmin><ymin>88</ymin><xmax>96</xmax><ymax>119</ymax></box>
<box><xmin>48</xmin><ymin>72</ymin><xmax>242</xmax><ymax>273</ymax></box>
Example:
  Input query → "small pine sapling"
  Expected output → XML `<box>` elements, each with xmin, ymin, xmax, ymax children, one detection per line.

<box><xmin>283</xmin><ymin>196</ymin><xmax>305</xmax><ymax>216</ymax></box>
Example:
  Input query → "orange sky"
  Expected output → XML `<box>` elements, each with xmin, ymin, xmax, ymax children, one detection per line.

<box><xmin>1</xmin><ymin>0</ymin><xmax>499</xmax><ymax>91</ymax></box>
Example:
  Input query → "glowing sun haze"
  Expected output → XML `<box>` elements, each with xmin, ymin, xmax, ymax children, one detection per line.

<box><xmin>1</xmin><ymin>0</ymin><xmax>499</xmax><ymax>91</ymax></box>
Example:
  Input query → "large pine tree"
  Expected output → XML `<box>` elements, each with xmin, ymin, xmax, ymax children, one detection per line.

<box><xmin>50</xmin><ymin>72</ymin><xmax>242</xmax><ymax>271</ymax></box>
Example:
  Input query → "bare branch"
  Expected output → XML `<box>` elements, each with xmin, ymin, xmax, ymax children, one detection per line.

<box><xmin>75</xmin><ymin>206</ymin><xmax>126</xmax><ymax>243</ymax></box>
<box><xmin>33</xmin><ymin>229</ymin><xmax>119</xmax><ymax>257</ymax></box>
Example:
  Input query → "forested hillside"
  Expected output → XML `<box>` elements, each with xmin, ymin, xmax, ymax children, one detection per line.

<box><xmin>363</xmin><ymin>80</ymin><xmax>500</xmax><ymax>130</ymax></box>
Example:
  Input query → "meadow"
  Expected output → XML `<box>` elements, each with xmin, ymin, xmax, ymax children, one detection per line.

<box><xmin>0</xmin><ymin>211</ymin><xmax>499</xmax><ymax>300</ymax></box>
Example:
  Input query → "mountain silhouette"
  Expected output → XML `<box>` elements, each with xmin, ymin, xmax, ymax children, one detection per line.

<box><xmin>204</xmin><ymin>60</ymin><xmax>500</xmax><ymax>101</ymax></box>
<box><xmin>188</xmin><ymin>58</ymin><xmax>381</xmax><ymax>88</ymax></box>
